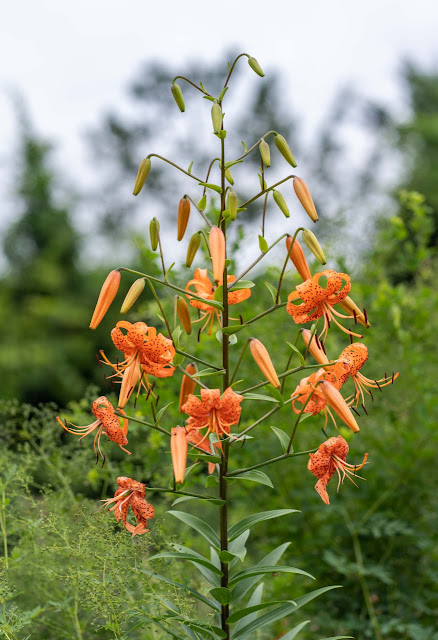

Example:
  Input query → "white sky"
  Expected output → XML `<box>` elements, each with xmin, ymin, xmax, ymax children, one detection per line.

<box><xmin>0</xmin><ymin>0</ymin><xmax>437</xmax><ymax>224</ymax></box>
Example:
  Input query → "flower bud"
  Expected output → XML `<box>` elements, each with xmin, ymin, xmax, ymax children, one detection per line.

<box><xmin>89</xmin><ymin>269</ymin><xmax>121</xmax><ymax>329</ymax></box>
<box><xmin>249</xmin><ymin>338</ymin><xmax>280</xmax><ymax>388</ymax></box>
<box><xmin>177</xmin><ymin>196</ymin><xmax>191</xmax><ymax>241</ymax></box>
<box><xmin>211</xmin><ymin>102</ymin><xmax>222</xmax><ymax>135</ymax></box>
<box><xmin>302</xmin><ymin>229</ymin><xmax>326</xmax><ymax>265</ymax></box>
<box><xmin>286</xmin><ymin>236</ymin><xmax>311</xmax><ymax>281</ymax></box>
<box><xmin>273</xmin><ymin>190</ymin><xmax>290</xmax><ymax>218</ymax></box>
<box><xmin>228</xmin><ymin>189</ymin><xmax>238</xmax><ymax>220</ymax></box>
<box><xmin>248</xmin><ymin>56</ymin><xmax>265</xmax><ymax>77</ymax></box>
<box><xmin>259</xmin><ymin>139</ymin><xmax>271</xmax><ymax>167</ymax></box>
<box><xmin>171</xmin><ymin>426</ymin><xmax>188</xmax><ymax>484</ymax></box>
<box><xmin>133</xmin><ymin>157</ymin><xmax>151</xmax><ymax>196</ymax></box>
<box><xmin>198</xmin><ymin>194</ymin><xmax>207</xmax><ymax>211</ymax></box>
<box><xmin>179</xmin><ymin>363</ymin><xmax>197</xmax><ymax>411</ymax></box>
<box><xmin>176</xmin><ymin>296</ymin><xmax>192</xmax><ymax>334</ymax></box>
<box><xmin>171</xmin><ymin>83</ymin><xmax>185</xmax><ymax>112</ymax></box>
<box><xmin>209</xmin><ymin>226</ymin><xmax>226</xmax><ymax>283</ymax></box>
<box><xmin>149</xmin><ymin>217</ymin><xmax>160</xmax><ymax>251</ymax></box>
<box><xmin>301</xmin><ymin>329</ymin><xmax>328</xmax><ymax>365</ymax></box>
<box><xmin>258</xmin><ymin>174</ymin><xmax>267</xmax><ymax>190</ymax></box>
<box><xmin>293</xmin><ymin>177</ymin><xmax>318</xmax><ymax>222</ymax></box>
<box><xmin>338</xmin><ymin>296</ymin><xmax>371</xmax><ymax>328</ymax></box>
<box><xmin>274</xmin><ymin>134</ymin><xmax>297</xmax><ymax>168</ymax></box>
<box><xmin>120</xmin><ymin>278</ymin><xmax>145</xmax><ymax>314</ymax></box>
<box><xmin>320</xmin><ymin>381</ymin><xmax>360</xmax><ymax>432</ymax></box>
<box><xmin>225</xmin><ymin>168</ymin><xmax>234</xmax><ymax>185</ymax></box>
<box><xmin>186</xmin><ymin>232</ymin><xmax>201</xmax><ymax>267</ymax></box>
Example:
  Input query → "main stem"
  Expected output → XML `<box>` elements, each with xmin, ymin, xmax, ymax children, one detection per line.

<box><xmin>219</xmin><ymin>132</ymin><xmax>230</xmax><ymax>638</ymax></box>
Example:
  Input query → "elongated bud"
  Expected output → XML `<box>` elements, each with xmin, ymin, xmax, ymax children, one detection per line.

<box><xmin>319</xmin><ymin>381</ymin><xmax>360</xmax><ymax>432</ymax></box>
<box><xmin>293</xmin><ymin>177</ymin><xmax>318</xmax><ymax>222</ymax></box>
<box><xmin>286</xmin><ymin>236</ymin><xmax>312</xmax><ymax>281</ymax></box>
<box><xmin>133</xmin><ymin>157</ymin><xmax>151</xmax><ymax>196</ymax></box>
<box><xmin>186</xmin><ymin>232</ymin><xmax>201</xmax><ymax>267</ymax></box>
<box><xmin>338</xmin><ymin>296</ymin><xmax>371</xmax><ymax>328</ymax></box>
<box><xmin>228</xmin><ymin>189</ymin><xmax>238</xmax><ymax>220</ymax></box>
<box><xmin>259</xmin><ymin>139</ymin><xmax>271</xmax><ymax>167</ymax></box>
<box><xmin>120</xmin><ymin>278</ymin><xmax>145</xmax><ymax>314</ymax></box>
<box><xmin>179</xmin><ymin>363</ymin><xmax>197</xmax><ymax>411</ymax></box>
<box><xmin>150</xmin><ymin>217</ymin><xmax>160</xmax><ymax>251</ymax></box>
<box><xmin>302</xmin><ymin>329</ymin><xmax>329</xmax><ymax>365</ymax></box>
<box><xmin>302</xmin><ymin>229</ymin><xmax>326</xmax><ymax>265</ymax></box>
<box><xmin>248</xmin><ymin>56</ymin><xmax>265</xmax><ymax>77</ymax></box>
<box><xmin>177</xmin><ymin>196</ymin><xmax>191</xmax><ymax>241</ymax></box>
<box><xmin>274</xmin><ymin>134</ymin><xmax>297</xmax><ymax>168</ymax></box>
<box><xmin>90</xmin><ymin>269</ymin><xmax>120</xmax><ymax>329</ymax></box>
<box><xmin>250</xmin><ymin>338</ymin><xmax>280</xmax><ymax>388</ymax></box>
<box><xmin>209</xmin><ymin>226</ymin><xmax>226</xmax><ymax>283</ymax></box>
<box><xmin>225</xmin><ymin>167</ymin><xmax>234</xmax><ymax>185</ymax></box>
<box><xmin>171</xmin><ymin>83</ymin><xmax>185</xmax><ymax>112</ymax></box>
<box><xmin>273</xmin><ymin>190</ymin><xmax>290</xmax><ymax>218</ymax></box>
<box><xmin>171</xmin><ymin>426</ymin><xmax>188</xmax><ymax>484</ymax></box>
<box><xmin>211</xmin><ymin>102</ymin><xmax>222</xmax><ymax>135</ymax></box>
<box><xmin>198</xmin><ymin>194</ymin><xmax>207</xmax><ymax>211</ymax></box>
<box><xmin>176</xmin><ymin>296</ymin><xmax>192</xmax><ymax>334</ymax></box>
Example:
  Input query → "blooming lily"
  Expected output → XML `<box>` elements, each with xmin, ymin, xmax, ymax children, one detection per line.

<box><xmin>308</xmin><ymin>436</ymin><xmax>368</xmax><ymax>505</ymax></box>
<box><xmin>102</xmin><ymin>476</ymin><xmax>154</xmax><ymax>536</ymax></box>
<box><xmin>185</xmin><ymin>268</ymin><xmax>251</xmax><ymax>335</ymax></box>
<box><xmin>99</xmin><ymin>321</ymin><xmax>175</xmax><ymax>408</ymax></box>
<box><xmin>182</xmin><ymin>387</ymin><xmax>244</xmax><ymax>444</ymax></box>
<box><xmin>56</xmin><ymin>396</ymin><xmax>130</xmax><ymax>462</ymax></box>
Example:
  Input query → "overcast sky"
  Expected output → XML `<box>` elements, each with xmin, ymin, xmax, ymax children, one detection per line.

<box><xmin>0</xmin><ymin>0</ymin><xmax>437</xmax><ymax>226</ymax></box>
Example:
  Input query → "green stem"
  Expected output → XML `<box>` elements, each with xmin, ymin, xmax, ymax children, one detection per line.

<box><xmin>245</xmin><ymin>302</ymin><xmax>287</xmax><ymax>326</ymax></box>
<box><xmin>172</xmin><ymin>75</ymin><xmax>212</xmax><ymax>97</ymax></box>
<box><xmin>236</xmin><ymin>404</ymin><xmax>283</xmax><ymax>441</ymax></box>
<box><xmin>146</xmin><ymin>280</ymin><xmax>172</xmax><ymax>338</ymax></box>
<box><xmin>223</xmin><ymin>53</ymin><xmax>249</xmax><ymax>89</ymax></box>
<box><xmin>240</xmin><ymin>362</ymin><xmax>330</xmax><ymax>394</ymax></box>
<box><xmin>227</xmin><ymin>233</ymin><xmax>289</xmax><ymax>289</ymax></box>
<box><xmin>175</xmin><ymin>348</ymin><xmax>221</xmax><ymax>371</ymax></box>
<box><xmin>114</xmin><ymin>411</ymin><xmax>170</xmax><ymax>436</ymax></box>
<box><xmin>229</xmin><ymin>338</ymin><xmax>251</xmax><ymax>385</ymax></box>
<box><xmin>226</xmin><ymin>449</ymin><xmax>316</xmax><ymax>477</ymax></box>
<box><xmin>276</xmin><ymin>227</ymin><xmax>304</xmax><ymax>304</ymax></box>
<box><xmin>229</xmin><ymin>131</ymin><xmax>276</xmax><ymax>164</ymax></box>
<box><xmin>240</xmin><ymin>174</ymin><xmax>296</xmax><ymax>209</ymax></box>
<box><xmin>176</xmin><ymin>364</ymin><xmax>209</xmax><ymax>390</ymax></box>
<box><xmin>149</xmin><ymin>153</ymin><xmax>204</xmax><ymax>182</ymax></box>
<box><xmin>147</xmin><ymin>487</ymin><xmax>218</xmax><ymax>500</ymax></box>
<box><xmin>186</xmin><ymin>195</ymin><xmax>213</xmax><ymax>228</ymax></box>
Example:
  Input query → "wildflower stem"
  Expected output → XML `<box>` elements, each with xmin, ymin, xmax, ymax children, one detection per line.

<box><xmin>236</xmin><ymin>404</ymin><xmax>283</xmax><ymax>441</ymax></box>
<box><xmin>230</xmin><ymin>130</ymin><xmax>276</xmax><ymax>164</ymax></box>
<box><xmin>286</xmin><ymin>385</ymin><xmax>322</xmax><ymax>454</ymax></box>
<box><xmin>275</xmin><ymin>227</ymin><xmax>304</xmax><ymax>304</ymax></box>
<box><xmin>280</xmin><ymin>331</ymin><xmax>301</xmax><ymax>393</ymax></box>
<box><xmin>148</xmin><ymin>153</ymin><xmax>204</xmax><ymax>182</ymax></box>
<box><xmin>226</xmin><ymin>449</ymin><xmax>317</xmax><ymax>476</ymax></box>
<box><xmin>223</xmin><ymin>53</ymin><xmax>250</xmax><ymax>89</ymax></box>
<box><xmin>156</xmin><ymin>230</ymin><xmax>167</xmax><ymax>280</ymax></box>
<box><xmin>240</xmin><ymin>362</ymin><xmax>332</xmax><ymax>394</ymax></box>
<box><xmin>172</xmin><ymin>75</ymin><xmax>212</xmax><ymax>96</ymax></box>
<box><xmin>147</xmin><ymin>487</ymin><xmax>219</xmax><ymax>500</ymax></box>
<box><xmin>114</xmin><ymin>411</ymin><xmax>171</xmax><ymax>436</ymax></box>
<box><xmin>146</xmin><ymin>280</ymin><xmax>172</xmax><ymax>338</ymax></box>
<box><xmin>227</xmin><ymin>233</ymin><xmax>289</xmax><ymax>289</ymax></box>
<box><xmin>245</xmin><ymin>302</ymin><xmax>288</xmax><ymax>325</ymax></box>
<box><xmin>229</xmin><ymin>338</ymin><xmax>251</xmax><ymax>385</ymax></box>
<box><xmin>261</xmin><ymin>191</ymin><xmax>269</xmax><ymax>236</ymax></box>
<box><xmin>186</xmin><ymin>195</ymin><xmax>213</xmax><ymax>228</ymax></box>
<box><xmin>176</xmin><ymin>364</ymin><xmax>209</xmax><ymax>390</ymax></box>
<box><xmin>174</xmin><ymin>348</ymin><xmax>222</xmax><ymax>371</ymax></box>
<box><xmin>240</xmin><ymin>174</ymin><xmax>296</xmax><ymax>209</ymax></box>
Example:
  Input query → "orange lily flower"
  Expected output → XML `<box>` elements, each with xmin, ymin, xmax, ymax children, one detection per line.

<box><xmin>102</xmin><ymin>476</ymin><xmax>154</xmax><ymax>536</ymax></box>
<box><xmin>185</xmin><ymin>268</ymin><xmax>251</xmax><ymax>335</ymax></box>
<box><xmin>308</xmin><ymin>436</ymin><xmax>368</xmax><ymax>505</ymax></box>
<box><xmin>56</xmin><ymin>396</ymin><xmax>130</xmax><ymax>462</ymax></box>
<box><xmin>186</xmin><ymin>428</ymin><xmax>217</xmax><ymax>474</ymax></box>
<box><xmin>99</xmin><ymin>321</ymin><xmax>175</xmax><ymax>407</ymax></box>
<box><xmin>182</xmin><ymin>387</ymin><xmax>244</xmax><ymax>443</ymax></box>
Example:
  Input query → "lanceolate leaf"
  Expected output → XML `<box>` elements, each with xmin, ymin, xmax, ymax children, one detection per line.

<box><xmin>234</xmin><ymin>582</ymin><xmax>264</xmax><ymax>634</ymax></box>
<box><xmin>231</xmin><ymin>470</ymin><xmax>274</xmax><ymax>488</ymax></box>
<box><xmin>209</xmin><ymin>587</ymin><xmax>231</xmax><ymax>605</ymax></box>
<box><xmin>229</xmin><ymin>564</ymin><xmax>314</xmax><ymax>586</ymax></box>
<box><xmin>167</xmin><ymin>511</ymin><xmax>220</xmax><ymax>548</ymax></box>
<box><xmin>228</xmin><ymin>510</ymin><xmax>298</xmax><ymax>541</ymax></box>
<box><xmin>149</xmin><ymin>552</ymin><xmax>223</xmax><ymax>576</ymax></box>
<box><xmin>140</xmin><ymin>569</ymin><xmax>220</xmax><ymax>611</ymax></box>
<box><xmin>242</xmin><ymin>393</ymin><xmax>279</xmax><ymax>403</ymax></box>
<box><xmin>276</xmin><ymin>620</ymin><xmax>311</xmax><ymax>640</ymax></box>
<box><xmin>228</xmin><ymin>529</ymin><xmax>250</xmax><ymax>562</ymax></box>
<box><xmin>271</xmin><ymin>426</ymin><xmax>291</xmax><ymax>452</ymax></box>
<box><xmin>231</xmin><ymin>542</ymin><xmax>290</xmax><ymax>605</ymax></box>
<box><xmin>227</xmin><ymin>600</ymin><xmax>297</xmax><ymax>624</ymax></box>
<box><xmin>228</xmin><ymin>280</ymin><xmax>255</xmax><ymax>289</ymax></box>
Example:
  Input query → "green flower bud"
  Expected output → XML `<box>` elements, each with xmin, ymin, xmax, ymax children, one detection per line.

<box><xmin>211</xmin><ymin>101</ymin><xmax>222</xmax><ymax>135</ymax></box>
<box><xmin>273</xmin><ymin>190</ymin><xmax>290</xmax><ymax>218</ymax></box>
<box><xmin>186</xmin><ymin>232</ymin><xmax>201</xmax><ymax>267</ymax></box>
<box><xmin>302</xmin><ymin>229</ymin><xmax>326</xmax><ymax>265</ymax></box>
<box><xmin>133</xmin><ymin>157</ymin><xmax>151</xmax><ymax>195</ymax></box>
<box><xmin>274</xmin><ymin>134</ymin><xmax>297</xmax><ymax>168</ymax></box>
<box><xmin>120</xmin><ymin>278</ymin><xmax>145</xmax><ymax>314</ymax></box>
<box><xmin>171</xmin><ymin>83</ymin><xmax>185</xmax><ymax>112</ymax></box>
<box><xmin>259</xmin><ymin>139</ymin><xmax>271</xmax><ymax>167</ymax></box>
<box><xmin>228</xmin><ymin>189</ymin><xmax>238</xmax><ymax>220</ymax></box>
<box><xmin>248</xmin><ymin>56</ymin><xmax>265</xmax><ymax>77</ymax></box>
<box><xmin>149</xmin><ymin>217</ymin><xmax>160</xmax><ymax>251</ymax></box>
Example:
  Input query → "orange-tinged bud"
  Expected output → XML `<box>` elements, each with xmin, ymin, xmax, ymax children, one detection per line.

<box><xmin>211</xmin><ymin>102</ymin><xmax>222</xmax><ymax>135</ymax></box>
<box><xmin>250</xmin><ymin>338</ymin><xmax>280</xmax><ymax>388</ymax></box>
<box><xmin>338</xmin><ymin>296</ymin><xmax>371</xmax><ymax>328</ymax></box>
<box><xmin>273</xmin><ymin>190</ymin><xmax>290</xmax><ymax>218</ymax></box>
<box><xmin>286</xmin><ymin>236</ymin><xmax>311</xmax><ymax>281</ymax></box>
<box><xmin>209</xmin><ymin>226</ymin><xmax>226</xmax><ymax>283</ymax></box>
<box><xmin>150</xmin><ymin>217</ymin><xmax>160</xmax><ymax>251</ymax></box>
<box><xmin>301</xmin><ymin>329</ymin><xmax>329</xmax><ymax>365</ymax></box>
<box><xmin>171</xmin><ymin>83</ymin><xmax>185</xmax><ymax>112</ymax></box>
<box><xmin>133</xmin><ymin>157</ymin><xmax>151</xmax><ymax>196</ymax></box>
<box><xmin>259</xmin><ymin>139</ymin><xmax>271</xmax><ymax>167</ymax></box>
<box><xmin>120</xmin><ymin>278</ymin><xmax>145</xmax><ymax>314</ymax></box>
<box><xmin>89</xmin><ymin>269</ymin><xmax>121</xmax><ymax>329</ymax></box>
<box><xmin>171</xmin><ymin>426</ymin><xmax>188</xmax><ymax>484</ymax></box>
<box><xmin>293</xmin><ymin>177</ymin><xmax>318</xmax><ymax>222</ymax></box>
<box><xmin>176</xmin><ymin>296</ymin><xmax>192</xmax><ymax>334</ymax></box>
<box><xmin>179</xmin><ymin>363</ymin><xmax>197</xmax><ymax>411</ymax></box>
<box><xmin>186</xmin><ymin>232</ymin><xmax>201</xmax><ymax>268</ymax></box>
<box><xmin>228</xmin><ymin>189</ymin><xmax>238</xmax><ymax>220</ymax></box>
<box><xmin>274</xmin><ymin>134</ymin><xmax>297</xmax><ymax>168</ymax></box>
<box><xmin>248</xmin><ymin>56</ymin><xmax>265</xmax><ymax>77</ymax></box>
<box><xmin>319</xmin><ymin>381</ymin><xmax>360</xmax><ymax>432</ymax></box>
<box><xmin>177</xmin><ymin>196</ymin><xmax>191</xmax><ymax>241</ymax></box>
<box><xmin>302</xmin><ymin>229</ymin><xmax>326</xmax><ymax>265</ymax></box>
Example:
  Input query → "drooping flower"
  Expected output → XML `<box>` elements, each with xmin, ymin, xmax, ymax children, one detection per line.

<box><xmin>182</xmin><ymin>387</ymin><xmax>244</xmax><ymax>443</ymax></box>
<box><xmin>56</xmin><ymin>396</ymin><xmax>130</xmax><ymax>462</ymax></box>
<box><xmin>307</xmin><ymin>436</ymin><xmax>368</xmax><ymax>505</ymax></box>
<box><xmin>100</xmin><ymin>321</ymin><xmax>175</xmax><ymax>408</ymax></box>
<box><xmin>102</xmin><ymin>477</ymin><xmax>154</xmax><ymax>536</ymax></box>
<box><xmin>185</xmin><ymin>268</ymin><xmax>251</xmax><ymax>335</ymax></box>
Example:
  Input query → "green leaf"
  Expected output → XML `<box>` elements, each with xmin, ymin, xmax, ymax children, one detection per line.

<box><xmin>193</xmin><ymin>367</ymin><xmax>226</xmax><ymax>378</ymax></box>
<box><xmin>155</xmin><ymin>401</ymin><xmax>173</xmax><ymax>424</ymax></box>
<box><xmin>187</xmin><ymin>452</ymin><xmax>222</xmax><ymax>463</ymax></box>
<box><xmin>164</xmin><ymin>261</ymin><xmax>175</xmax><ymax>282</ymax></box>
<box><xmin>209</xmin><ymin>587</ymin><xmax>231</xmax><ymax>605</ymax></box>
<box><xmin>197</xmin><ymin>182</ymin><xmax>223</xmax><ymax>194</ymax></box>
<box><xmin>231</xmin><ymin>543</ymin><xmax>291</xmax><ymax>605</ymax></box>
<box><xmin>149</xmin><ymin>552</ymin><xmax>223</xmax><ymax>576</ymax></box>
<box><xmin>187</xmin><ymin>161</ymin><xmax>194</xmax><ymax>174</ymax></box>
<box><xmin>228</xmin><ymin>510</ymin><xmax>298</xmax><ymax>541</ymax></box>
<box><xmin>227</xmin><ymin>600</ymin><xmax>297</xmax><ymax>624</ymax></box>
<box><xmin>171</xmin><ymin>494</ymin><xmax>224</xmax><ymax>507</ymax></box>
<box><xmin>234</xmin><ymin>582</ymin><xmax>264</xmax><ymax>634</ymax></box>
<box><xmin>258</xmin><ymin>235</ymin><xmax>269</xmax><ymax>253</ymax></box>
<box><xmin>242</xmin><ymin>393</ymin><xmax>279</xmax><ymax>403</ymax></box>
<box><xmin>222</xmin><ymin>324</ymin><xmax>248</xmax><ymax>335</ymax></box>
<box><xmin>205</xmin><ymin>475</ymin><xmax>219</xmax><ymax>487</ymax></box>
<box><xmin>318</xmin><ymin>637</ymin><xmax>353</xmax><ymax>639</ymax></box>
<box><xmin>216</xmin><ymin>330</ymin><xmax>238</xmax><ymax>345</ymax></box>
<box><xmin>228</xmin><ymin>529</ymin><xmax>250</xmax><ymax>562</ymax></box>
<box><xmin>265</xmin><ymin>281</ymin><xmax>278</xmax><ymax>304</ymax></box>
<box><xmin>229</xmin><ymin>280</ymin><xmax>255</xmax><ymax>289</ymax></box>
<box><xmin>191</xmin><ymin>295</ymin><xmax>223</xmax><ymax>310</ymax></box>
<box><xmin>140</xmin><ymin>569</ymin><xmax>220</xmax><ymax>611</ymax></box>
<box><xmin>271</xmin><ymin>426</ymin><xmax>291</xmax><ymax>453</ymax></box>
<box><xmin>186</xmin><ymin>622</ymin><xmax>227</xmax><ymax>639</ymax></box>
<box><xmin>229</xmin><ymin>564</ymin><xmax>314</xmax><ymax>586</ymax></box>
<box><xmin>219</xmin><ymin>550</ymin><xmax>236</xmax><ymax>563</ymax></box>
<box><xmin>203</xmin><ymin>95</ymin><xmax>216</xmax><ymax>102</ymax></box>
<box><xmin>217</xmin><ymin>130</ymin><xmax>227</xmax><ymax>140</ymax></box>
<box><xmin>167</xmin><ymin>511</ymin><xmax>220</xmax><ymax>548</ymax></box>
<box><xmin>233</xmin><ymin>586</ymin><xmax>342</xmax><ymax>640</ymax></box>
<box><xmin>214</xmin><ymin>285</ymin><xmax>223</xmax><ymax>301</ymax></box>
<box><xmin>218</xmin><ymin>86</ymin><xmax>229</xmax><ymax>102</ymax></box>
<box><xmin>286</xmin><ymin>342</ymin><xmax>305</xmax><ymax>367</ymax></box>
<box><xmin>277</xmin><ymin>620</ymin><xmax>311</xmax><ymax>640</ymax></box>
<box><xmin>224</xmin><ymin>259</ymin><xmax>231</xmax><ymax>267</ymax></box>
<box><xmin>265</xmin><ymin>384</ymin><xmax>285</xmax><ymax>406</ymax></box>
<box><xmin>241</xmin><ymin>140</ymin><xmax>248</xmax><ymax>152</ymax></box>
<box><xmin>231</xmin><ymin>470</ymin><xmax>273</xmax><ymax>488</ymax></box>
